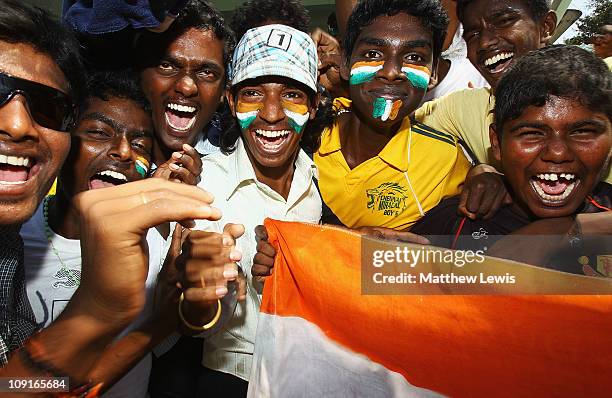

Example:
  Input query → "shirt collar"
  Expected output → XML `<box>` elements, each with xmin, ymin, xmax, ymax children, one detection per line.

<box><xmin>227</xmin><ymin>138</ymin><xmax>258</xmax><ymax>200</ymax></box>
<box><xmin>318</xmin><ymin>97</ymin><xmax>412</xmax><ymax>171</ymax></box>
<box><xmin>318</xmin><ymin>97</ymin><xmax>352</xmax><ymax>156</ymax></box>
<box><xmin>226</xmin><ymin>137</ymin><xmax>319</xmax><ymax>200</ymax></box>
<box><xmin>377</xmin><ymin>117</ymin><xmax>412</xmax><ymax>172</ymax></box>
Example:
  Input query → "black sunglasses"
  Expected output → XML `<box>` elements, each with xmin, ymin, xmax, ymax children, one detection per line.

<box><xmin>0</xmin><ymin>71</ymin><xmax>77</xmax><ymax>132</ymax></box>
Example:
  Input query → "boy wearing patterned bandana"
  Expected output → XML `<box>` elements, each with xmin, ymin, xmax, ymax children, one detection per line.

<box><xmin>314</xmin><ymin>0</ymin><xmax>471</xmax><ymax>230</ymax></box>
<box><xmin>182</xmin><ymin>24</ymin><xmax>323</xmax><ymax>394</ymax></box>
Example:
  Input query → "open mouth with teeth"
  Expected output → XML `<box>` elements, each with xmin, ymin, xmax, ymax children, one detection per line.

<box><xmin>89</xmin><ymin>170</ymin><xmax>129</xmax><ymax>190</ymax></box>
<box><xmin>530</xmin><ymin>172</ymin><xmax>579</xmax><ymax>205</ymax></box>
<box><xmin>165</xmin><ymin>102</ymin><xmax>198</xmax><ymax>133</ymax></box>
<box><xmin>253</xmin><ymin>129</ymin><xmax>292</xmax><ymax>154</ymax></box>
<box><xmin>483</xmin><ymin>52</ymin><xmax>514</xmax><ymax>74</ymax></box>
<box><xmin>0</xmin><ymin>154</ymin><xmax>34</xmax><ymax>186</ymax></box>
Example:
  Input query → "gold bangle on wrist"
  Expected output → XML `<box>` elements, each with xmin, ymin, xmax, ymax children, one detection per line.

<box><xmin>178</xmin><ymin>292</ymin><xmax>222</xmax><ymax>331</ymax></box>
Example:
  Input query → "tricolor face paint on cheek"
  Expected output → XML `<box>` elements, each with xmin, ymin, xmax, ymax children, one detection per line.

<box><xmin>236</xmin><ymin>101</ymin><xmax>263</xmax><ymax>130</ymax></box>
<box><xmin>401</xmin><ymin>64</ymin><xmax>431</xmax><ymax>91</ymax></box>
<box><xmin>372</xmin><ymin>98</ymin><xmax>402</xmax><ymax>121</ymax></box>
<box><xmin>281</xmin><ymin>101</ymin><xmax>309</xmax><ymax>134</ymax></box>
<box><xmin>135</xmin><ymin>156</ymin><xmax>150</xmax><ymax>178</ymax></box>
<box><xmin>349</xmin><ymin>61</ymin><xmax>384</xmax><ymax>85</ymax></box>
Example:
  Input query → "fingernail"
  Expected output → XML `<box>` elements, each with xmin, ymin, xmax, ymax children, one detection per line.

<box><xmin>223</xmin><ymin>268</ymin><xmax>238</xmax><ymax>278</ymax></box>
<box><xmin>183</xmin><ymin>144</ymin><xmax>192</xmax><ymax>151</ymax></box>
<box><xmin>223</xmin><ymin>236</ymin><xmax>232</xmax><ymax>246</ymax></box>
<box><xmin>216</xmin><ymin>286</ymin><xmax>228</xmax><ymax>296</ymax></box>
<box><xmin>230</xmin><ymin>249</ymin><xmax>242</xmax><ymax>261</ymax></box>
<box><xmin>169</xmin><ymin>163</ymin><xmax>180</xmax><ymax>170</ymax></box>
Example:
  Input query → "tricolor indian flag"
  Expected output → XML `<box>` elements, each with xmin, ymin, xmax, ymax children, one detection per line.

<box><xmin>135</xmin><ymin>156</ymin><xmax>149</xmax><ymax>178</ymax></box>
<box><xmin>401</xmin><ymin>64</ymin><xmax>431</xmax><ymax>90</ymax></box>
<box><xmin>236</xmin><ymin>101</ymin><xmax>262</xmax><ymax>130</ymax></box>
<box><xmin>372</xmin><ymin>98</ymin><xmax>402</xmax><ymax>121</ymax></box>
<box><xmin>281</xmin><ymin>101</ymin><xmax>309</xmax><ymax>133</ymax></box>
<box><xmin>248</xmin><ymin>219</ymin><xmax>612</xmax><ymax>398</ymax></box>
<box><xmin>350</xmin><ymin>60</ymin><xmax>384</xmax><ymax>85</ymax></box>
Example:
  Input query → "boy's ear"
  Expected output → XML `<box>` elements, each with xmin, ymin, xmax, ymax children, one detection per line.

<box><xmin>309</xmin><ymin>93</ymin><xmax>321</xmax><ymax>120</ymax></box>
<box><xmin>339</xmin><ymin>51</ymin><xmax>351</xmax><ymax>82</ymax></box>
<box><xmin>226</xmin><ymin>88</ymin><xmax>236</xmax><ymax>117</ymax></box>
<box><xmin>540</xmin><ymin>10</ymin><xmax>558</xmax><ymax>46</ymax></box>
<box><xmin>489</xmin><ymin>124</ymin><xmax>502</xmax><ymax>163</ymax></box>
<box><xmin>427</xmin><ymin>59</ymin><xmax>440</xmax><ymax>91</ymax></box>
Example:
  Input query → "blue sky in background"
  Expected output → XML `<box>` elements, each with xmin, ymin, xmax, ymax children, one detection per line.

<box><xmin>558</xmin><ymin>0</ymin><xmax>594</xmax><ymax>42</ymax></box>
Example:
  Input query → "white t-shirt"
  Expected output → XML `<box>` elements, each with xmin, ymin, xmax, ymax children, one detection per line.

<box><xmin>194</xmin><ymin>137</ymin><xmax>322</xmax><ymax>381</ymax></box>
<box><xmin>21</xmin><ymin>203</ymin><xmax>170</xmax><ymax>398</ymax></box>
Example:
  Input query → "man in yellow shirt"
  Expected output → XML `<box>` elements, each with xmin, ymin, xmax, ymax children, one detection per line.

<box><xmin>416</xmin><ymin>0</ymin><xmax>612</xmax><ymax>185</ymax></box>
<box><xmin>415</xmin><ymin>1</ymin><xmax>592</xmax><ymax>175</ymax></box>
<box><xmin>314</xmin><ymin>0</ymin><xmax>472</xmax><ymax>230</ymax></box>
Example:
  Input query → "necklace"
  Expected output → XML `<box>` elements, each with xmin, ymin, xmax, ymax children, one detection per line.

<box><xmin>42</xmin><ymin>197</ymin><xmax>81</xmax><ymax>289</ymax></box>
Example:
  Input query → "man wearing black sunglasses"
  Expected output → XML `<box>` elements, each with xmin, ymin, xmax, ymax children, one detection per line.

<box><xmin>0</xmin><ymin>1</ymin><xmax>225</xmax><ymax>394</ymax></box>
<box><xmin>0</xmin><ymin>0</ymin><xmax>85</xmax><ymax>367</ymax></box>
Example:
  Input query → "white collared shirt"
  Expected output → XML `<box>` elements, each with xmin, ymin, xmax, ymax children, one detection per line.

<box><xmin>194</xmin><ymin>137</ymin><xmax>322</xmax><ymax>381</ymax></box>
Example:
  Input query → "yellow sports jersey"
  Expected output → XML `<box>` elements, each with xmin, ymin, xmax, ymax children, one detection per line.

<box><xmin>415</xmin><ymin>87</ymin><xmax>612</xmax><ymax>184</ymax></box>
<box><xmin>314</xmin><ymin>109</ymin><xmax>471</xmax><ymax>230</ymax></box>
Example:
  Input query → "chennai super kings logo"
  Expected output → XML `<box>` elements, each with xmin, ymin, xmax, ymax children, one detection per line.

<box><xmin>366</xmin><ymin>182</ymin><xmax>409</xmax><ymax>217</ymax></box>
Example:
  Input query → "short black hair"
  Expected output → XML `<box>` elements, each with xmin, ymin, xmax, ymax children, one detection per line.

<box><xmin>230</xmin><ymin>0</ymin><xmax>310</xmax><ymax>41</ymax></box>
<box><xmin>138</xmin><ymin>0</ymin><xmax>235</xmax><ymax>70</ymax></box>
<box><xmin>494</xmin><ymin>45</ymin><xmax>612</xmax><ymax>136</ymax></box>
<box><xmin>82</xmin><ymin>69</ymin><xmax>150</xmax><ymax>113</ymax></box>
<box><xmin>343</xmin><ymin>0</ymin><xmax>449</xmax><ymax>64</ymax></box>
<box><xmin>457</xmin><ymin>0</ymin><xmax>551</xmax><ymax>24</ymax></box>
<box><xmin>0</xmin><ymin>0</ymin><xmax>85</xmax><ymax>105</ymax></box>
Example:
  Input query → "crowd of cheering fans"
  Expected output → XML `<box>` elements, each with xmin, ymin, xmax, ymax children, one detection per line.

<box><xmin>0</xmin><ymin>0</ymin><xmax>610</xmax><ymax>396</ymax></box>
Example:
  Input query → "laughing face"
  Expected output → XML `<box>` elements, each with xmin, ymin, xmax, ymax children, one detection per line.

<box><xmin>0</xmin><ymin>41</ymin><xmax>72</xmax><ymax>225</ymax></box>
<box><xmin>341</xmin><ymin>13</ymin><xmax>435</xmax><ymax>131</ymax></box>
<box><xmin>141</xmin><ymin>28</ymin><xmax>225</xmax><ymax>158</ymax></box>
<box><xmin>228</xmin><ymin>76</ymin><xmax>316</xmax><ymax>171</ymax></box>
<box><xmin>462</xmin><ymin>0</ymin><xmax>555</xmax><ymax>90</ymax></box>
<box><xmin>59</xmin><ymin>96</ymin><xmax>153</xmax><ymax>198</ymax></box>
<box><xmin>491</xmin><ymin>96</ymin><xmax>612</xmax><ymax>218</ymax></box>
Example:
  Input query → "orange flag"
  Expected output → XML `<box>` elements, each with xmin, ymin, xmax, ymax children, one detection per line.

<box><xmin>249</xmin><ymin>219</ymin><xmax>612</xmax><ymax>398</ymax></box>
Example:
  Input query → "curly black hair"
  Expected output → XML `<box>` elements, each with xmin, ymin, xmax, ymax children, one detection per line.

<box><xmin>343</xmin><ymin>0</ymin><xmax>448</xmax><ymax>64</ymax></box>
<box><xmin>0</xmin><ymin>0</ymin><xmax>85</xmax><ymax>105</ymax></box>
<box><xmin>82</xmin><ymin>69</ymin><xmax>150</xmax><ymax>113</ymax></box>
<box><xmin>494</xmin><ymin>45</ymin><xmax>612</xmax><ymax>138</ymax></box>
<box><xmin>457</xmin><ymin>0</ymin><xmax>551</xmax><ymax>23</ymax></box>
<box><xmin>230</xmin><ymin>0</ymin><xmax>310</xmax><ymax>41</ymax></box>
<box><xmin>137</xmin><ymin>0</ymin><xmax>235</xmax><ymax>71</ymax></box>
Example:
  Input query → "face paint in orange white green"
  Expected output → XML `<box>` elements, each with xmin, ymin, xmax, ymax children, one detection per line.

<box><xmin>281</xmin><ymin>100</ymin><xmax>309</xmax><ymax>133</ymax></box>
<box><xmin>135</xmin><ymin>155</ymin><xmax>150</xmax><ymax>178</ymax></box>
<box><xmin>401</xmin><ymin>63</ymin><xmax>430</xmax><ymax>91</ymax></box>
<box><xmin>349</xmin><ymin>60</ymin><xmax>384</xmax><ymax>85</ymax></box>
<box><xmin>236</xmin><ymin>101</ymin><xmax>263</xmax><ymax>130</ymax></box>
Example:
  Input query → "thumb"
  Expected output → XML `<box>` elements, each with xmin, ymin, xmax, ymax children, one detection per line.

<box><xmin>169</xmin><ymin>223</ymin><xmax>183</xmax><ymax>259</ymax></box>
<box><xmin>160</xmin><ymin>224</ymin><xmax>183</xmax><ymax>278</ymax></box>
<box><xmin>223</xmin><ymin>223</ymin><xmax>245</xmax><ymax>243</ymax></box>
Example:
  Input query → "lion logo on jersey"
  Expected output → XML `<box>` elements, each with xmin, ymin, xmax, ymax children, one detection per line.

<box><xmin>366</xmin><ymin>182</ymin><xmax>409</xmax><ymax>217</ymax></box>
